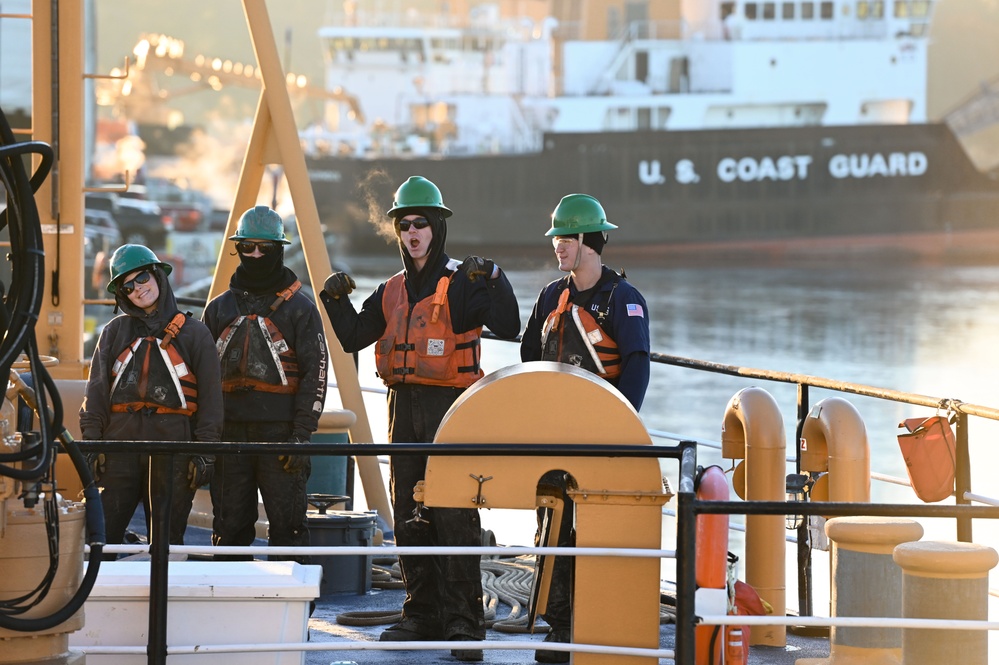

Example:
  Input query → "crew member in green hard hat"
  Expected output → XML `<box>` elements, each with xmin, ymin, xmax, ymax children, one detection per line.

<box><xmin>520</xmin><ymin>193</ymin><xmax>650</xmax><ymax>663</ymax></box>
<box><xmin>202</xmin><ymin>206</ymin><xmax>328</xmax><ymax>563</ymax></box>
<box><xmin>81</xmin><ymin>244</ymin><xmax>223</xmax><ymax>556</ymax></box>
<box><xmin>320</xmin><ymin>175</ymin><xmax>520</xmax><ymax>661</ymax></box>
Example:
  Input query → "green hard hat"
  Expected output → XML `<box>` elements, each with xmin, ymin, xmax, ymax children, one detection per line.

<box><xmin>386</xmin><ymin>176</ymin><xmax>453</xmax><ymax>218</ymax></box>
<box><xmin>107</xmin><ymin>244</ymin><xmax>172</xmax><ymax>294</ymax></box>
<box><xmin>546</xmin><ymin>194</ymin><xmax>618</xmax><ymax>237</ymax></box>
<box><xmin>229</xmin><ymin>205</ymin><xmax>291</xmax><ymax>244</ymax></box>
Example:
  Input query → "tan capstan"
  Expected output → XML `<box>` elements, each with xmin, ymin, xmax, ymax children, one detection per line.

<box><xmin>424</xmin><ymin>362</ymin><xmax>668</xmax><ymax>665</ymax></box>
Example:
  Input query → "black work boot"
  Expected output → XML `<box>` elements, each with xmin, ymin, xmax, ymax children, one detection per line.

<box><xmin>448</xmin><ymin>634</ymin><xmax>484</xmax><ymax>662</ymax></box>
<box><xmin>535</xmin><ymin>627</ymin><xmax>570</xmax><ymax>663</ymax></box>
<box><xmin>378</xmin><ymin>620</ymin><xmax>442</xmax><ymax>642</ymax></box>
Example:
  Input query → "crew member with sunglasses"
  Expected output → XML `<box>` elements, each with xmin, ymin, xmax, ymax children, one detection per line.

<box><xmin>203</xmin><ymin>206</ymin><xmax>327</xmax><ymax>563</ymax></box>
<box><xmin>520</xmin><ymin>194</ymin><xmax>650</xmax><ymax>663</ymax></box>
<box><xmin>81</xmin><ymin>244</ymin><xmax>223</xmax><ymax>555</ymax></box>
<box><xmin>320</xmin><ymin>176</ymin><xmax>520</xmax><ymax>662</ymax></box>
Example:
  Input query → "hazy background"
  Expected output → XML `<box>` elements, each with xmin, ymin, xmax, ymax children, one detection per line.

<box><xmin>93</xmin><ymin>0</ymin><xmax>999</xmax><ymax>123</ymax></box>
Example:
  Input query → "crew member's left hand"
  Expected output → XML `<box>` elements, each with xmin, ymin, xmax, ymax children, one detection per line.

<box><xmin>460</xmin><ymin>255</ymin><xmax>495</xmax><ymax>282</ymax></box>
<box><xmin>188</xmin><ymin>455</ymin><xmax>215</xmax><ymax>490</ymax></box>
<box><xmin>280</xmin><ymin>437</ymin><xmax>309</xmax><ymax>473</ymax></box>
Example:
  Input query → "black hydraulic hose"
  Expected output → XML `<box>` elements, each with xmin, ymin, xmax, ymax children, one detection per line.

<box><xmin>0</xmin><ymin>105</ymin><xmax>104</xmax><ymax>631</ymax></box>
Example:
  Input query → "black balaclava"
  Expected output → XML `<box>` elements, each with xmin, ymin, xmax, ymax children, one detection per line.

<box><xmin>582</xmin><ymin>231</ymin><xmax>606</xmax><ymax>255</ymax></box>
<box><xmin>231</xmin><ymin>245</ymin><xmax>290</xmax><ymax>294</ymax></box>
<box><xmin>397</xmin><ymin>207</ymin><xmax>448</xmax><ymax>299</ymax></box>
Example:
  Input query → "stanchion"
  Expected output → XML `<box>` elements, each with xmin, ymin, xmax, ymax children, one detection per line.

<box><xmin>893</xmin><ymin>540</ymin><xmax>998</xmax><ymax>665</ymax></box>
<box><xmin>797</xmin><ymin>516</ymin><xmax>922</xmax><ymax>665</ymax></box>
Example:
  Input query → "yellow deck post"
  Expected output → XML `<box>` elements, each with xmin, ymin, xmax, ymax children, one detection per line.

<box><xmin>209</xmin><ymin>0</ymin><xmax>391</xmax><ymax>523</ymax></box>
<box><xmin>722</xmin><ymin>386</ymin><xmax>787</xmax><ymax>647</ymax></box>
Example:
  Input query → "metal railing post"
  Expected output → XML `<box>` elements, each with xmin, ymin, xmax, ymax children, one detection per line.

<box><xmin>795</xmin><ymin>383</ymin><xmax>812</xmax><ymax>618</ymax></box>
<box><xmin>954</xmin><ymin>412</ymin><xmax>972</xmax><ymax>542</ymax></box>
<box><xmin>148</xmin><ymin>454</ymin><xmax>174</xmax><ymax>665</ymax></box>
<box><xmin>675</xmin><ymin>441</ymin><xmax>698</xmax><ymax>665</ymax></box>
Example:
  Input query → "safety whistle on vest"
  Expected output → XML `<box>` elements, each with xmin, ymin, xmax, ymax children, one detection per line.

<box><xmin>160</xmin><ymin>313</ymin><xmax>186</xmax><ymax>350</ymax></box>
<box><xmin>430</xmin><ymin>276</ymin><xmax>450</xmax><ymax>324</ymax></box>
<box><xmin>551</xmin><ymin>288</ymin><xmax>571</xmax><ymax>331</ymax></box>
<box><xmin>270</xmin><ymin>280</ymin><xmax>302</xmax><ymax>312</ymax></box>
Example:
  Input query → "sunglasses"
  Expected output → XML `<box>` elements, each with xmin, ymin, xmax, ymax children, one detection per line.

<box><xmin>235</xmin><ymin>240</ymin><xmax>281</xmax><ymax>255</ymax></box>
<box><xmin>120</xmin><ymin>270</ymin><xmax>152</xmax><ymax>296</ymax></box>
<box><xmin>397</xmin><ymin>217</ymin><xmax>430</xmax><ymax>232</ymax></box>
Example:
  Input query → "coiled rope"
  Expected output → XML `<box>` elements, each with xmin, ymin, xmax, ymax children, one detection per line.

<box><xmin>336</xmin><ymin>552</ymin><xmax>675</xmax><ymax>628</ymax></box>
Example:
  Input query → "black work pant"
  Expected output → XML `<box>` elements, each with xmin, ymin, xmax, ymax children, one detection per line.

<box><xmin>535</xmin><ymin>470</ymin><xmax>574</xmax><ymax>632</ymax></box>
<box><xmin>388</xmin><ymin>383</ymin><xmax>486</xmax><ymax>640</ymax></box>
<box><xmin>98</xmin><ymin>451</ymin><xmax>197</xmax><ymax>558</ymax></box>
<box><xmin>211</xmin><ymin>420</ymin><xmax>311</xmax><ymax>563</ymax></box>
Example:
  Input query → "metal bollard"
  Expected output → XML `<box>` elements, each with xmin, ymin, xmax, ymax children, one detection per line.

<box><xmin>797</xmin><ymin>516</ymin><xmax>923</xmax><ymax>665</ymax></box>
<box><xmin>893</xmin><ymin>540</ymin><xmax>998</xmax><ymax>665</ymax></box>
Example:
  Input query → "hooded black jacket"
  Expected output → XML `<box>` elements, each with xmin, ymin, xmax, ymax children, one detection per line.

<box><xmin>80</xmin><ymin>268</ymin><xmax>223</xmax><ymax>444</ymax></box>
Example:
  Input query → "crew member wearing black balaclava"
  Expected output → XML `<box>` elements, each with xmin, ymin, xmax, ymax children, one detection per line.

<box><xmin>203</xmin><ymin>206</ymin><xmax>328</xmax><ymax>563</ymax></box>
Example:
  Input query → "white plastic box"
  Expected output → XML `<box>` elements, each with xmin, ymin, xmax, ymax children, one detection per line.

<box><xmin>69</xmin><ymin>560</ymin><xmax>321</xmax><ymax>665</ymax></box>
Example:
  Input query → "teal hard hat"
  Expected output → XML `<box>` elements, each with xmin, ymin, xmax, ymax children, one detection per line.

<box><xmin>386</xmin><ymin>176</ymin><xmax>453</xmax><ymax>218</ymax></box>
<box><xmin>546</xmin><ymin>194</ymin><xmax>618</xmax><ymax>237</ymax></box>
<box><xmin>229</xmin><ymin>205</ymin><xmax>291</xmax><ymax>244</ymax></box>
<box><xmin>107</xmin><ymin>244</ymin><xmax>172</xmax><ymax>294</ymax></box>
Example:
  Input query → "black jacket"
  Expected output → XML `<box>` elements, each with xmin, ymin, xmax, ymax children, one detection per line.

<box><xmin>80</xmin><ymin>268</ymin><xmax>223</xmax><ymax>443</ymax></box>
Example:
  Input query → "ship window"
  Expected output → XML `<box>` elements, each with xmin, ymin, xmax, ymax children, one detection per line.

<box><xmin>894</xmin><ymin>0</ymin><xmax>908</xmax><ymax>17</ymax></box>
<box><xmin>801</xmin><ymin>2</ymin><xmax>815</xmax><ymax>19</ymax></box>
<box><xmin>820</xmin><ymin>1</ymin><xmax>834</xmax><ymax>18</ymax></box>
<box><xmin>783</xmin><ymin>2</ymin><xmax>795</xmax><ymax>18</ymax></box>
<box><xmin>637</xmin><ymin>107</ymin><xmax>652</xmax><ymax>130</ymax></box>
<box><xmin>721</xmin><ymin>1</ymin><xmax>736</xmax><ymax>20</ymax></box>
<box><xmin>911</xmin><ymin>0</ymin><xmax>929</xmax><ymax>16</ymax></box>
<box><xmin>857</xmin><ymin>1</ymin><xmax>869</xmax><ymax>18</ymax></box>
<box><xmin>872</xmin><ymin>1</ymin><xmax>884</xmax><ymax>17</ymax></box>
<box><xmin>762</xmin><ymin>2</ymin><xmax>776</xmax><ymax>18</ymax></box>
<box><xmin>745</xmin><ymin>2</ymin><xmax>758</xmax><ymax>19</ymax></box>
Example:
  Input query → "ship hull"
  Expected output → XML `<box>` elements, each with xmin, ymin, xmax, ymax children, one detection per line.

<box><xmin>307</xmin><ymin>123</ymin><xmax>999</xmax><ymax>259</ymax></box>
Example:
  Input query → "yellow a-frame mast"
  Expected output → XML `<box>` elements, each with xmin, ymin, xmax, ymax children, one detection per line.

<box><xmin>209</xmin><ymin>0</ymin><xmax>391</xmax><ymax>522</ymax></box>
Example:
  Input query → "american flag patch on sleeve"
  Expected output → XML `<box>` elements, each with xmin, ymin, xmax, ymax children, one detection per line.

<box><xmin>627</xmin><ymin>303</ymin><xmax>644</xmax><ymax>317</ymax></box>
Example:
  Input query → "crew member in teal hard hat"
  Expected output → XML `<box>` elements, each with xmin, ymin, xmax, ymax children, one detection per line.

<box><xmin>521</xmin><ymin>194</ymin><xmax>650</xmax><ymax>664</ymax></box>
<box><xmin>320</xmin><ymin>175</ymin><xmax>520</xmax><ymax>661</ymax></box>
<box><xmin>82</xmin><ymin>244</ymin><xmax>222</xmax><ymax>557</ymax></box>
<box><xmin>202</xmin><ymin>205</ymin><xmax>327</xmax><ymax>565</ymax></box>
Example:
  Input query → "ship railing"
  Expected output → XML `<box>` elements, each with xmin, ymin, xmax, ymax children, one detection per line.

<box><xmin>72</xmin><ymin>437</ymin><xmax>999</xmax><ymax>665</ymax></box>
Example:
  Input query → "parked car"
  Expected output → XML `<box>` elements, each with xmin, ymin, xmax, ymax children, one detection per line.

<box><xmin>85</xmin><ymin>191</ymin><xmax>171</xmax><ymax>251</ymax></box>
<box><xmin>121</xmin><ymin>178</ymin><xmax>214</xmax><ymax>233</ymax></box>
<box><xmin>83</xmin><ymin>208</ymin><xmax>123</xmax><ymax>299</ymax></box>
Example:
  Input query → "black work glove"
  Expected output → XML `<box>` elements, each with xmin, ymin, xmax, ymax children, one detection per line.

<box><xmin>324</xmin><ymin>272</ymin><xmax>356</xmax><ymax>300</ymax></box>
<box><xmin>279</xmin><ymin>437</ymin><xmax>309</xmax><ymax>473</ymax></box>
<box><xmin>460</xmin><ymin>255</ymin><xmax>495</xmax><ymax>282</ymax></box>
<box><xmin>188</xmin><ymin>455</ymin><xmax>215</xmax><ymax>490</ymax></box>
<box><xmin>86</xmin><ymin>452</ymin><xmax>106</xmax><ymax>483</ymax></box>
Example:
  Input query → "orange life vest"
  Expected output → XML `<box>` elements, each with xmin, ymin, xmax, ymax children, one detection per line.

<box><xmin>375</xmin><ymin>272</ymin><xmax>482</xmax><ymax>388</ymax></box>
<box><xmin>110</xmin><ymin>313</ymin><xmax>199</xmax><ymax>415</ymax></box>
<box><xmin>216</xmin><ymin>281</ymin><xmax>301</xmax><ymax>394</ymax></box>
<box><xmin>540</xmin><ymin>283</ymin><xmax>622</xmax><ymax>381</ymax></box>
